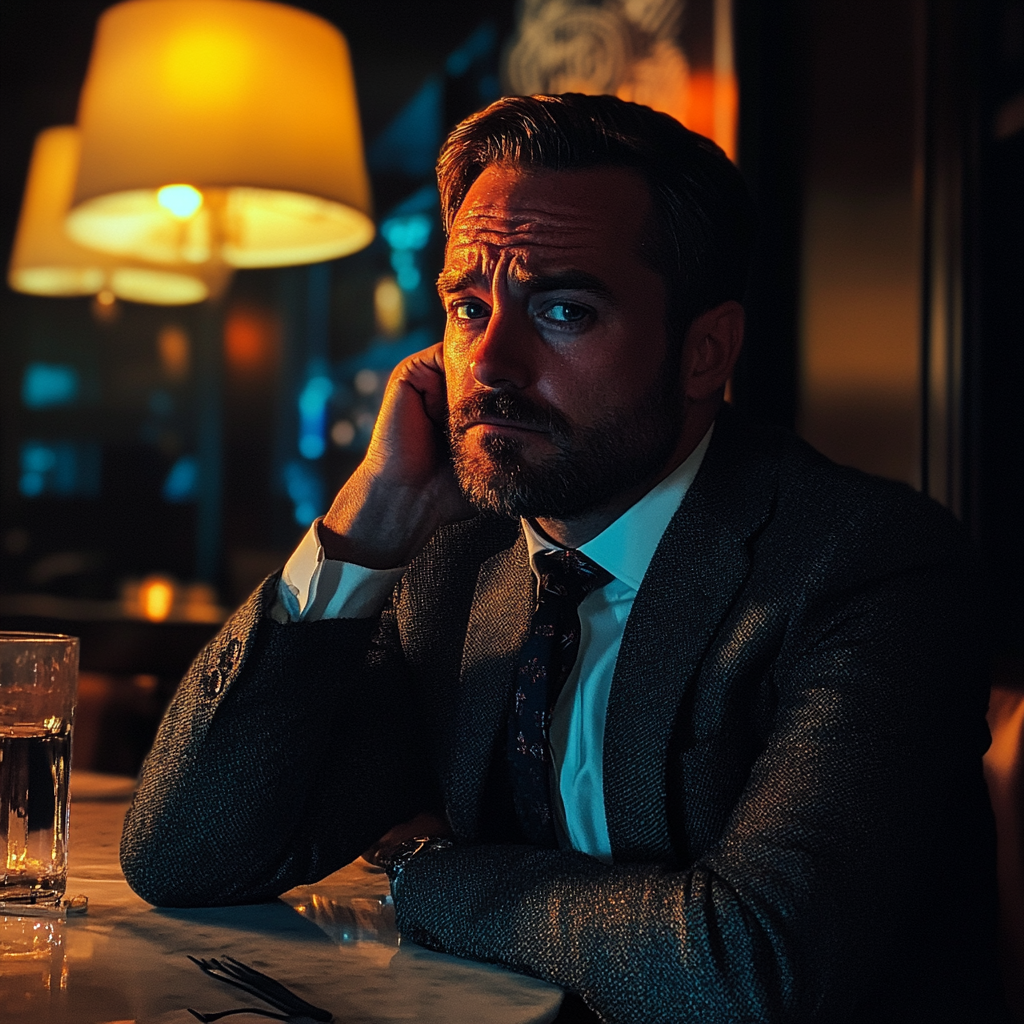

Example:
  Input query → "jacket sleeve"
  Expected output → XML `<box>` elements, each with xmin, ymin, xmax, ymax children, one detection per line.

<box><xmin>120</xmin><ymin>573</ymin><xmax>430</xmax><ymax>907</ymax></box>
<box><xmin>390</xmin><ymin>539</ymin><xmax>998</xmax><ymax>1023</ymax></box>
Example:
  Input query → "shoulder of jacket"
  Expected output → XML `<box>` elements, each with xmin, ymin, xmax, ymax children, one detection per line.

<box><xmin>714</xmin><ymin>406</ymin><xmax>969</xmax><ymax>562</ymax></box>
<box><xmin>394</xmin><ymin>514</ymin><xmax>522</xmax><ymax>597</ymax></box>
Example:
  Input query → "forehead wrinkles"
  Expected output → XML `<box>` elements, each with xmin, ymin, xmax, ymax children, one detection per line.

<box><xmin>449</xmin><ymin>198</ymin><xmax>608</xmax><ymax>249</ymax></box>
<box><xmin>444</xmin><ymin>222</ymin><xmax>609</xmax><ymax>293</ymax></box>
<box><xmin>442</xmin><ymin>246</ymin><xmax>539</xmax><ymax>296</ymax></box>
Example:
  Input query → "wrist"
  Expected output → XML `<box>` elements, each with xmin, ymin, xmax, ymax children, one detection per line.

<box><xmin>319</xmin><ymin>469</ymin><xmax>437</xmax><ymax>568</ymax></box>
<box><xmin>381</xmin><ymin>835</ymin><xmax>456</xmax><ymax>891</ymax></box>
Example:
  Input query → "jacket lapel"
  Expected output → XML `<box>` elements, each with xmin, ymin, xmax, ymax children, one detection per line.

<box><xmin>443</xmin><ymin>532</ymin><xmax>534</xmax><ymax>839</ymax></box>
<box><xmin>604</xmin><ymin>414</ymin><xmax>778</xmax><ymax>862</ymax></box>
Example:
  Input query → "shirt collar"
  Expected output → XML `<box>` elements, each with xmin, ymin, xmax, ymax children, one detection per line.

<box><xmin>521</xmin><ymin>423</ymin><xmax>714</xmax><ymax>592</ymax></box>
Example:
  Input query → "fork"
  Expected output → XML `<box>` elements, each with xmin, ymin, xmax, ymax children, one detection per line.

<box><xmin>186</xmin><ymin>1010</ymin><xmax>298</xmax><ymax>1022</ymax></box>
<box><xmin>188</xmin><ymin>955</ymin><xmax>333</xmax><ymax>1022</ymax></box>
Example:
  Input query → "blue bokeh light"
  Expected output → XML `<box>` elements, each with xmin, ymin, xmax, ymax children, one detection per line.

<box><xmin>283</xmin><ymin>460</ymin><xmax>325</xmax><ymax>526</ymax></box>
<box><xmin>298</xmin><ymin>374</ymin><xmax>334</xmax><ymax>461</ymax></box>
<box><xmin>19</xmin><ymin>440</ymin><xmax>100</xmax><ymax>497</ymax></box>
<box><xmin>163</xmin><ymin>455</ymin><xmax>198</xmax><ymax>502</ymax></box>
<box><xmin>22</xmin><ymin>363</ymin><xmax>79</xmax><ymax>409</ymax></box>
<box><xmin>380</xmin><ymin>213</ymin><xmax>432</xmax><ymax>252</ymax></box>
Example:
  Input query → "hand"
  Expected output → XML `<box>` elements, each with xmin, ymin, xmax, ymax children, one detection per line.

<box><xmin>363</xmin><ymin>811</ymin><xmax>453</xmax><ymax>867</ymax></box>
<box><xmin>320</xmin><ymin>344</ymin><xmax>474</xmax><ymax>568</ymax></box>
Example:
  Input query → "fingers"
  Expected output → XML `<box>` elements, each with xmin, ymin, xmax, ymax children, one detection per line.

<box><xmin>363</xmin><ymin>343</ymin><xmax>449</xmax><ymax>481</ymax></box>
<box><xmin>394</xmin><ymin>343</ymin><xmax>448</xmax><ymax>428</ymax></box>
<box><xmin>319</xmin><ymin>342</ymin><xmax>470</xmax><ymax>566</ymax></box>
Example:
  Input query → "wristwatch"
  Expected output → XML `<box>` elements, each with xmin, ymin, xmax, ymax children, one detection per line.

<box><xmin>381</xmin><ymin>835</ymin><xmax>455</xmax><ymax>885</ymax></box>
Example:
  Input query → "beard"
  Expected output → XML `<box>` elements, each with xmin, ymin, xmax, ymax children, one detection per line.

<box><xmin>448</xmin><ymin>366</ymin><xmax>683</xmax><ymax>521</ymax></box>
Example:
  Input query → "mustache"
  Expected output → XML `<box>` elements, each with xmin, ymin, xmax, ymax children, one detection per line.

<box><xmin>448</xmin><ymin>390</ymin><xmax>573</xmax><ymax>438</ymax></box>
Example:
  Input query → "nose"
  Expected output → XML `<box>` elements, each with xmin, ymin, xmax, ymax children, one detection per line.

<box><xmin>468</xmin><ymin>302</ymin><xmax>533</xmax><ymax>391</ymax></box>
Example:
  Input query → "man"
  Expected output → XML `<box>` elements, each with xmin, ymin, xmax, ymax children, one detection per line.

<box><xmin>121</xmin><ymin>95</ymin><xmax>1003</xmax><ymax>1022</ymax></box>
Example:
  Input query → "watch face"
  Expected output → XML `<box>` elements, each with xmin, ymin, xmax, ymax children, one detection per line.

<box><xmin>383</xmin><ymin>836</ymin><xmax>455</xmax><ymax>881</ymax></box>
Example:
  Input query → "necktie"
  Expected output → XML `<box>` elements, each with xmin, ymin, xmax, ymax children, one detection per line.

<box><xmin>508</xmin><ymin>548</ymin><xmax>613</xmax><ymax>847</ymax></box>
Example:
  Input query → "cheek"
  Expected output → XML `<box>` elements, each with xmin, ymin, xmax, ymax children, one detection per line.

<box><xmin>545</xmin><ymin>348</ymin><xmax>660</xmax><ymax>424</ymax></box>
<box><xmin>551</xmin><ymin>343</ymin><xmax>638</xmax><ymax>400</ymax></box>
<box><xmin>442</xmin><ymin>346</ymin><xmax>473</xmax><ymax>408</ymax></box>
<box><xmin>442</xmin><ymin>323</ymin><xmax>475</xmax><ymax>371</ymax></box>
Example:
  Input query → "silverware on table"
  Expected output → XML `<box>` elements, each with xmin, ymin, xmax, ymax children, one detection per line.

<box><xmin>186</xmin><ymin>1009</ymin><xmax>299</xmax><ymax>1022</ymax></box>
<box><xmin>187</xmin><ymin>955</ymin><xmax>334</xmax><ymax>1023</ymax></box>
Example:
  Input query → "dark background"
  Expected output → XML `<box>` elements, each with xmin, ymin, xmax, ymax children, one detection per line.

<box><xmin>1</xmin><ymin>2</ymin><xmax>1021</xmax><ymax>1014</ymax></box>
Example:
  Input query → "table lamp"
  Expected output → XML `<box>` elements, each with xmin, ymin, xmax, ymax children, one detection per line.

<box><xmin>66</xmin><ymin>0</ymin><xmax>375</xmax><ymax>269</ymax></box>
<box><xmin>8</xmin><ymin>125</ymin><xmax>223</xmax><ymax>304</ymax></box>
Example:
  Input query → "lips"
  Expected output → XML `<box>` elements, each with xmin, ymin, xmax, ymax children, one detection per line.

<box><xmin>450</xmin><ymin>390</ymin><xmax>571</xmax><ymax>441</ymax></box>
<box><xmin>462</xmin><ymin>416</ymin><xmax>548</xmax><ymax>434</ymax></box>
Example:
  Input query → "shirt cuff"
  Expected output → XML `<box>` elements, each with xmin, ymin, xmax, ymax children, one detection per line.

<box><xmin>270</xmin><ymin>519</ymin><xmax>406</xmax><ymax>623</ymax></box>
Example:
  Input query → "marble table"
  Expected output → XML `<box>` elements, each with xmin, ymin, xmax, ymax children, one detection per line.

<box><xmin>1</xmin><ymin>777</ymin><xmax>563</xmax><ymax>1024</ymax></box>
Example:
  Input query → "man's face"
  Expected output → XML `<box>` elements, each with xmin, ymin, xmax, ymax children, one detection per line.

<box><xmin>439</xmin><ymin>163</ymin><xmax>684</xmax><ymax>521</ymax></box>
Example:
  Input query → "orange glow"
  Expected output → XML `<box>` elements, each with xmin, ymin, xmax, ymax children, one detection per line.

<box><xmin>615</xmin><ymin>61</ymin><xmax>738</xmax><ymax>162</ymax></box>
<box><xmin>504</xmin><ymin>0</ymin><xmax>738</xmax><ymax>161</ymax></box>
<box><xmin>799</xmin><ymin>190</ymin><xmax>921</xmax><ymax>483</ymax></box>
<box><xmin>985</xmin><ymin>687</ymin><xmax>1024</xmax><ymax>777</ymax></box>
<box><xmin>683</xmin><ymin>70</ymin><xmax>738</xmax><ymax>162</ymax></box>
<box><xmin>374</xmin><ymin>275</ymin><xmax>404</xmax><ymax>337</ymax></box>
<box><xmin>158</xmin><ymin>324</ymin><xmax>191</xmax><ymax>381</ymax></box>
<box><xmin>140</xmin><ymin>576</ymin><xmax>174</xmax><ymax>621</ymax></box>
<box><xmin>159</xmin><ymin>21</ymin><xmax>253</xmax><ymax>110</ymax></box>
<box><xmin>179</xmin><ymin>583</ymin><xmax>222</xmax><ymax>623</ymax></box>
<box><xmin>616</xmin><ymin>40</ymin><xmax>690</xmax><ymax>129</ymax></box>
<box><xmin>224</xmin><ymin>307</ymin><xmax>276</xmax><ymax>372</ymax></box>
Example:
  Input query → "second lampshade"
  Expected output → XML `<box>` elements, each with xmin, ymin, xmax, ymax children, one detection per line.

<box><xmin>9</xmin><ymin>125</ymin><xmax>224</xmax><ymax>304</ymax></box>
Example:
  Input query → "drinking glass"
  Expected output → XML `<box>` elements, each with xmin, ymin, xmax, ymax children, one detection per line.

<box><xmin>0</xmin><ymin>633</ymin><xmax>79</xmax><ymax>906</ymax></box>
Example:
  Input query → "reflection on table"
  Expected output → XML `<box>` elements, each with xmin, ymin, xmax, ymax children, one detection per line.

<box><xmin>1</xmin><ymin>779</ymin><xmax>563</xmax><ymax>1024</ymax></box>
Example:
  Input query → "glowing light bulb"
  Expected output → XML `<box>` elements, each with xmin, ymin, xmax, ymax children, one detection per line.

<box><xmin>140</xmin><ymin>576</ymin><xmax>174</xmax><ymax>620</ymax></box>
<box><xmin>157</xmin><ymin>184</ymin><xmax>203</xmax><ymax>219</ymax></box>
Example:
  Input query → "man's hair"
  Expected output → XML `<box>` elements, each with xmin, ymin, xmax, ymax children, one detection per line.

<box><xmin>436</xmin><ymin>93</ymin><xmax>757</xmax><ymax>340</ymax></box>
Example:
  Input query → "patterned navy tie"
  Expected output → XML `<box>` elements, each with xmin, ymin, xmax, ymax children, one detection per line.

<box><xmin>508</xmin><ymin>548</ymin><xmax>614</xmax><ymax>847</ymax></box>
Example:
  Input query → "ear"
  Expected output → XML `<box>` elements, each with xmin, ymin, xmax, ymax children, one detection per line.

<box><xmin>680</xmin><ymin>300</ymin><xmax>745</xmax><ymax>403</ymax></box>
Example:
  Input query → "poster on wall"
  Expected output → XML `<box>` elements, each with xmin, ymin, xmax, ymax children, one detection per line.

<box><xmin>503</xmin><ymin>0</ymin><xmax>737</xmax><ymax>160</ymax></box>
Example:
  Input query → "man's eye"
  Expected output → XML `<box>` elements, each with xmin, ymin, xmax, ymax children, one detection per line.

<box><xmin>541</xmin><ymin>303</ymin><xmax>589</xmax><ymax>323</ymax></box>
<box><xmin>452</xmin><ymin>300</ymin><xmax>489</xmax><ymax>320</ymax></box>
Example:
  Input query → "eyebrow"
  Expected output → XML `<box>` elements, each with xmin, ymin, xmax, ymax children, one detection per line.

<box><xmin>436</xmin><ymin>269</ymin><xmax>479</xmax><ymax>295</ymax></box>
<box><xmin>436</xmin><ymin>267</ymin><xmax>614</xmax><ymax>300</ymax></box>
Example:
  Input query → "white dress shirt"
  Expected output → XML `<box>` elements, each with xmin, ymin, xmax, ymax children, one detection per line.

<box><xmin>272</xmin><ymin>426</ymin><xmax>713</xmax><ymax>861</ymax></box>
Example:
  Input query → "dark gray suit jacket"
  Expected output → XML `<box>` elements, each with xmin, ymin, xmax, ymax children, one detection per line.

<box><xmin>121</xmin><ymin>410</ymin><xmax>1005</xmax><ymax>1023</ymax></box>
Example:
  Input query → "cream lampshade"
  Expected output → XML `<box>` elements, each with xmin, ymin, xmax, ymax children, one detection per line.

<box><xmin>8</xmin><ymin>125</ymin><xmax>222</xmax><ymax>305</ymax></box>
<box><xmin>66</xmin><ymin>0</ymin><xmax>375</xmax><ymax>269</ymax></box>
